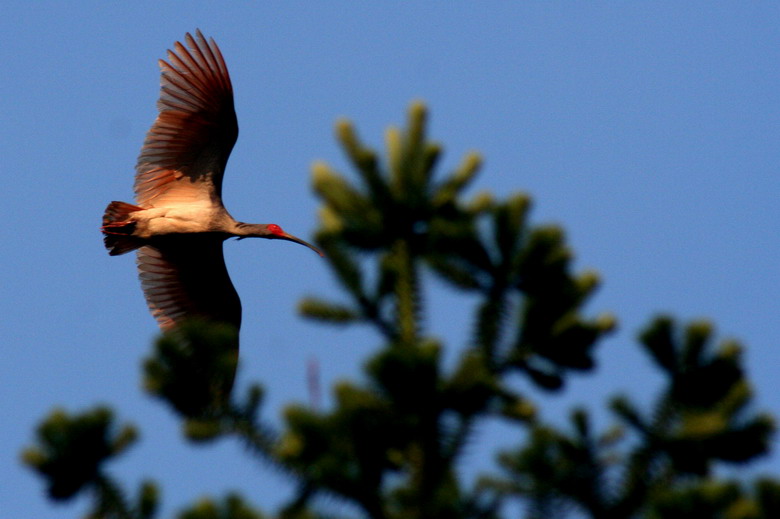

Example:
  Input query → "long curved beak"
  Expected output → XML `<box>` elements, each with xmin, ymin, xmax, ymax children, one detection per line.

<box><xmin>278</xmin><ymin>232</ymin><xmax>325</xmax><ymax>257</ymax></box>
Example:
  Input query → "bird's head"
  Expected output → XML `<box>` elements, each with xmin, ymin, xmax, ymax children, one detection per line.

<box><xmin>237</xmin><ymin>223</ymin><xmax>324</xmax><ymax>257</ymax></box>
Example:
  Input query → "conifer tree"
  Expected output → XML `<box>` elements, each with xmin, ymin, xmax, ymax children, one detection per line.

<box><xmin>24</xmin><ymin>103</ymin><xmax>776</xmax><ymax>519</ymax></box>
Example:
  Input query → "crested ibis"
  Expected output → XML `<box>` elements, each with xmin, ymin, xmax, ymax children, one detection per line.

<box><xmin>102</xmin><ymin>30</ymin><xmax>322</xmax><ymax>332</ymax></box>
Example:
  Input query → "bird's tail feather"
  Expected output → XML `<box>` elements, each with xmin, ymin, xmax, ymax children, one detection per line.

<box><xmin>102</xmin><ymin>201</ymin><xmax>144</xmax><ymax>256</ymax></box>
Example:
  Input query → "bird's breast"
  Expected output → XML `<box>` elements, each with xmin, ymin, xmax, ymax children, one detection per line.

<box><xmin>132</xmin><ymin>206</ymin><xmax>232</xmax><ymax>237</ymax></box>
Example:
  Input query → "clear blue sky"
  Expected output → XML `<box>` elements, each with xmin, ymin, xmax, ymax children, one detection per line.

<box><xmin>2</xmin><ymin>3</ymin><xmax>778</xmax><ymax>517</ymax></box>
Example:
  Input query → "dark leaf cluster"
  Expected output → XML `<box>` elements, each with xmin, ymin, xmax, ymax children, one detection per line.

<box><xmin>481</xmin><ymin>317</ymin><xmax>775</xmax><ymax>519</ymax></box>
<box><xmin>22</xmin><ymin>407</ymin><xmax>155</xmax><ymax>519</ymax></box>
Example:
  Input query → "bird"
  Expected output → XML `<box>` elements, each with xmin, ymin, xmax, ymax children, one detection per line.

<box><xmin>102</xmin><ymin>30</ymin><xmax>322</xmax><ymax>333</ymax></box>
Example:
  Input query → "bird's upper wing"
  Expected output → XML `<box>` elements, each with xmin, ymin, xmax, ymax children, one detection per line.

<box><xmin>134</xmin><ymin>30</ymin><xmax>238</xmax><ymax>209</ymax></box>
<box><xmin>136</xmin><ymin>238</ymin><xmax>242</xmax><ymax>331</ymax></box>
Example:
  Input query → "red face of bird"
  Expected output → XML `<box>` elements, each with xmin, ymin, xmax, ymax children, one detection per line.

<box><xmin>241</xmin><ymin>223</ymin><xmax>323</xmax><ymax>257</ymax></box>
<box><xmin>267</xmin><ymin>224</ymin><xmax>324</xmax><ymax>257</ymax></box>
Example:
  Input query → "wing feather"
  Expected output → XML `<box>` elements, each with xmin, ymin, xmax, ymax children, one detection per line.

<box><xmin>136</xmin><ymin>237</ymin><xmax>242</xmax><ymax>331</ymax></box>
<box><xmin>134</xmin><ymin>30</ymin><xmax>238</xmax><ymax>208</ymax></box>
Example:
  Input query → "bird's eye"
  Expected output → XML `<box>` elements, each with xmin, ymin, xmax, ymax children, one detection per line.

<box><xmin>268</xmin><ymin>224</ymin><xmax>284</xmax><ymax>235</ymax></box>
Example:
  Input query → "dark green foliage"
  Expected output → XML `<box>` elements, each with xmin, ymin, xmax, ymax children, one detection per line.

<box><xmin>22</xmin><ymin>407</ymin><xmax>135</xmax><ymax>501</ymax></box>
<box><xmin>177</xmin><ymin>494</ymin><xmax>266</xmax><ymax>519</ymax></box>
<box><xmin>482</xmin><ymin>317</ymin><xmax>774</xmax><ymax>519</ymax></box>
<box><xmin>619</xmin><ymin>318</ymin><xmax>774</xmax><ymax>476</ymax></box>
<box><xmin>305</xmin><ymin>103</ymin><xmax>613</xmax><ymax>387</ymax></box>
<box><xmin>22</xmin><ymin>407</ymin><xmax>157</xmax><ymax>519</ymax></box>
<box><xmin>288</xmin><ymin>103</ymin><xmax>615</xmax><ymax>517</ymax></box>
<box><xmin>143</xmin><ymin>319</ymin><xmax>239</xmax><ymax>421</ymax></box>
<box><xmin>24</xmin><ymin>103</ymin><xmax>777</xmax><ymax>518</ymax></box>
<box><xmin>645</xmin><ymin>478</ymin><xmax>780</xmax><ymax>519</ymax></box>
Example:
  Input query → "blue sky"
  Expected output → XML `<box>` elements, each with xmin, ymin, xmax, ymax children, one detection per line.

<box><xmin>1</xmin><ymin>3</ymin><xmax>778</xmax><ymax>517</ymax></box>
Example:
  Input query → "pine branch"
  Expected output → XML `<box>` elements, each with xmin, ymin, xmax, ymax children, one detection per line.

<box><xmin>92</xmin><ymin>475</ymin><xmax>135</xmax><ymax>519</ymax></box>
<box><xmin>391</xmin><ymin>239</ymin><xmax>419</xmax><ymax>344</ymax></box>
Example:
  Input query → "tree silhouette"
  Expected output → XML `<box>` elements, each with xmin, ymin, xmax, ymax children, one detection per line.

<box><xmin>24</xmin><ymin>103</ymin><xmax>776</xmax><ymax>519</ymax></box>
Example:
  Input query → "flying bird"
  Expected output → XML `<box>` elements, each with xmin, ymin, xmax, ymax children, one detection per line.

<box><xmin>102</xmin><ymin>30</ymin><xmax>322</xmax><ymax>332</ymax></box>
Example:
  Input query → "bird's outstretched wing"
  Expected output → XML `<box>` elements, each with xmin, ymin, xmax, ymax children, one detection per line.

<box><xmin>134</xmin><ymin>30</ymin><xmax>238</xmax><ymax>209</ymax></box>
<box><xmin>136</xmin><ymin>237</ymin><xmax>242</xmax><ymax>331</ymax></box>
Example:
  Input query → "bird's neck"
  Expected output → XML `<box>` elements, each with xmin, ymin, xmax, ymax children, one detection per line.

<box><xmin>233</xmin><ymin>222</ymin><xmax>272</xmax><ymax>238</ymax></box>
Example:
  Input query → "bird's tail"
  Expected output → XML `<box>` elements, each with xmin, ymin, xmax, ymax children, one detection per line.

<box><xmin>102</xmin><ymin>201</ymin><xmax>144</xmax><ymax>256</ymax></box>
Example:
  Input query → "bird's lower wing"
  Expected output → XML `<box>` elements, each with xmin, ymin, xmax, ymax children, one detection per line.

<box><xmin>136</xmin><ymin>238</ymin><xmax>241</xmax><ymax>332</ymax></box>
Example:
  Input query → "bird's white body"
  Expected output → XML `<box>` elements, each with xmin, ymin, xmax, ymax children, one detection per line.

<box><xmin>126</xmin><ymin>205</ymin><xmax>234</xmax><ymax>237</ymax></box>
